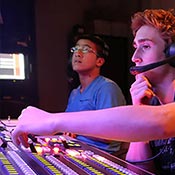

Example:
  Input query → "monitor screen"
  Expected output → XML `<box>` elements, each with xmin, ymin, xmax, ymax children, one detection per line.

<box><xmin>0</xmin><ymin>53</ymin><xmax>25</xmax><ymax>80</ymax></box>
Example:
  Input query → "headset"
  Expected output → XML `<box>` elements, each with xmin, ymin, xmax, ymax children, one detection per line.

<box><xmin>129</xmin><ymin>43</ymin><xmax>175</xmax><ymax>75</ymax></box>
<box><xmin>165</xmin><ymin>42</ymin><xmax>175</xmax><ymax>66</ymax></box>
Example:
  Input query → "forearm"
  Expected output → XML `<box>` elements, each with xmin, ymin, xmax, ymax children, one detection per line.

<box><xmin>126</xmin><ymin>142</ymin><xmax>156</xmax><ymax>172</ymax></box>
<box><xmin>126</xmin><ymin>142</ymin><xmax>152</xmax><ymax>161</ymax></box>
<box><xmin>54</xmin><ymin>104</ymin><xmax>175</xmax><ymax>142</ymax></box>
<box><xmin>12</xmin><ymin>103</ymin><xmax>175</xmax><ymax>146</ymax></box>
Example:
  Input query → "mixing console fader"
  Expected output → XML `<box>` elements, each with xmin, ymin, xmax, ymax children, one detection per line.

<box><xmin>0</xmin><ymin>133</ymin><xmax>155</xmax><ymax>175</ymax></box>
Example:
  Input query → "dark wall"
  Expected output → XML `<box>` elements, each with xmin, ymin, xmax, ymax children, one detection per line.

<box><xmin>100</xmin><ymin>36</ymin><xmax>129</xmax><ymax>101</ymax></box>
<box><xmin>0</xmin><ymin>0</ymin><xmax>38</xmax><ymax>118</ymax></box>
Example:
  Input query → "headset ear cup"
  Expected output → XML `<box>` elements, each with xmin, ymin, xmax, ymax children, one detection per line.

<box><xmin>165</xmin><ymin>43</ymin><xmax>175</xmax><ymax>67</ymax></box>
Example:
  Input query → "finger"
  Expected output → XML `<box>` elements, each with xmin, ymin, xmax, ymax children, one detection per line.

<box><xmin>11</xmin><ymin>135</ymin><xmax>20</xmax><ymax>146</ymax></box>
<box><xmin>135</xmin><ymin>73</ymin><xmax>143</xmax><ymax>80</ymax></box>
<box><xmin>11</xmin><ymin>131</ymin><xmax>29</xmax><ymax>148</ymax></box>
<box><xmin>141</xmin><ymin>76</ymin><xmax>152</xmax><ymax>88</ymax></box>
<box><xmin>145</xmin><ymin>89</ymin><xmax>155</xmax><ymax>98</ymax></box>
<box><xmin>11</xmin><ymin>130</ymin><xmax>20</xmax><ymax>146</ymax></box>
<box><xmin>19</xmin><ymin>134</ymin><xmax>29</xmax><ymax>148</ymax></box>
<box><xmin>130</xmin><ymin>79</ymin><xmax>151</xmax><ymax>94</ymax></box>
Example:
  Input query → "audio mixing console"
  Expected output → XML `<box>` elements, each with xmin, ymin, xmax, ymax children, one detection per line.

<box><xmin>0</xmin><ymin>121</ymin><xmax>155</xmax><ymax>175</ymax></box>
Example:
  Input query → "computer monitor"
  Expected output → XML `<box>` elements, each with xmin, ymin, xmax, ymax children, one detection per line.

<box><xmin>0</xmin><ymin>53</ymin><xmax>26</xmax><ymax>80</ymax></box>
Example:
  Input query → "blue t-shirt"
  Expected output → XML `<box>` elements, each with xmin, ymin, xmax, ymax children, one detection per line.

<box><xmin>65</xmin><ymin>75</ymin><xmax>126</xmax><ymax>153</ymax></box>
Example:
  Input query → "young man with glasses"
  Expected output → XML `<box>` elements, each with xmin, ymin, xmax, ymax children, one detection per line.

<box><xmin>66</xmin><ymin>34</ymin><xmax>126</xmax><ymax>155</ymax></box>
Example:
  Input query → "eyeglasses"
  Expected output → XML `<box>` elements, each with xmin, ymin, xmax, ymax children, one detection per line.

<box><xmin>70</xmin><ymin>45</ymin><xmax>99</xmax><ymax>57</ymax></box>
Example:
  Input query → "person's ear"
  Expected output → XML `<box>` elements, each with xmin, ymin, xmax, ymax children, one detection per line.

<box><xmin>96</xmin><ymin>57</ymin><xmax>105</xmax><ymax>67</ymax></box>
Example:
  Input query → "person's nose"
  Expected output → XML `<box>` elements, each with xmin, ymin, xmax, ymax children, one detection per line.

<box><xmin>131</xmin><ymin>49</ymin><xmax>142</xmax><ymax>64</ymax></box>
<box><xmin>74</xmin><ymin>50</ymin><xmax>83</xmax><ymax>57</ymax></box>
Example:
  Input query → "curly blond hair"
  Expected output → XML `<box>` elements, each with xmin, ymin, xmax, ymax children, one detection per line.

<box><xmin>131</xmin><ymin>9</ymin><xmax>175</xmax><ymax>43</ymax></box>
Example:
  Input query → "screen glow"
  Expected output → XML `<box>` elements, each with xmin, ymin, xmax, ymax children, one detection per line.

<box><xmin>0</xmin><ymin>53</ymin><xmax>25</xmax><ymax>80</ymax></box>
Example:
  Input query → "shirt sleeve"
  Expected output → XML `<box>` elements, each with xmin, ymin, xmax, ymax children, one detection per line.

<box><xmin>95</xmin><ymin>82</ymin><xmax>126</xmax><ymax>109</ymax></box>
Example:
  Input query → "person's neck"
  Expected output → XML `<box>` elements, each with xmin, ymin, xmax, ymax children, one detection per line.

<box><xmin>79</xmin><ymin>73</ymin><xmax>100</xmax><ymax>93</ymax></box>
<box><xmin>153</xmin><ymin>76</ymin><xmax>175</xmax><ymax>104</ymax></box>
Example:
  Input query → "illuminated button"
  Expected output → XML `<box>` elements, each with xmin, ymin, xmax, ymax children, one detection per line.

<box><xmin>52</xmin><ymin>138</ymin><xmax>58</xmax><ymax>142</ymax></box>
<box><xmin>53</xmin><ymin>147</ymin><xmax>60</xmax><ymax>154</ymax></box>
<box><xmin>44</xmin><ymin>137</ymin><xmax>50</xmax><ymax>143</ymax></box>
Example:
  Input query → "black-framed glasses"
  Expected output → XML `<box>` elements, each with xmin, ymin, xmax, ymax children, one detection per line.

<box><xmin>70</xmin><ymin>46</ymin><xmax>99</xmax><ymax>57</ymax></box>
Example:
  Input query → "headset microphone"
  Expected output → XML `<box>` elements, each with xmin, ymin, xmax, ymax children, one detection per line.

<box><xmin>129</xmin><ymin>43</ymin><xmax>175</xmax><ymax>75</ymax></box>
<box><xmin>130</xmin><ymin>55</ymin><xmax>175</xmax><ymax>75</ymax></box>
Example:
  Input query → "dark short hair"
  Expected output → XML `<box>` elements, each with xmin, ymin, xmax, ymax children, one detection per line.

<box><xmin>74</xmin><ymin>34</ymin><xmax>109</xmax><ymax>60</ymax></box>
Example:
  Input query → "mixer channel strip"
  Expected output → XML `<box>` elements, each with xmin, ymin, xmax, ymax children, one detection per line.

<box><xmin>0</xmin><ymin>131</ymin><xmax>155</xmax><ymax>175</ymax></box>
<box><xmin>45</xmin><ymin>155</ymin><xmax>79</xmax><ymax>175</ymax></box>
<box><xmin>0</xmin><ymin>151</ymin><xmax>18</xmax><ymax>175</ymax></box>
